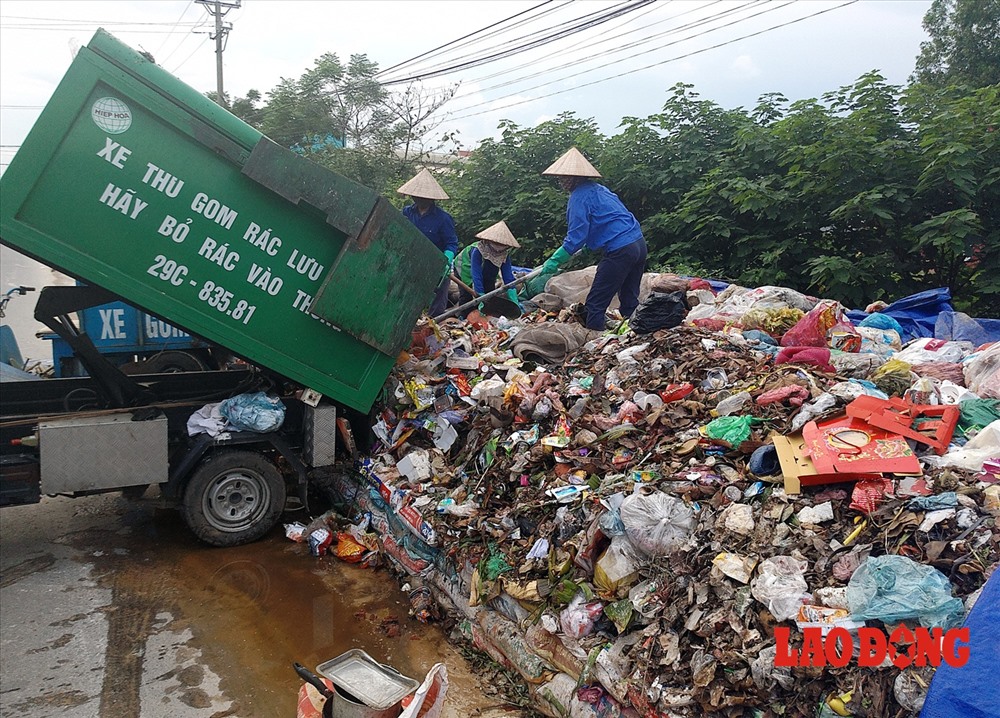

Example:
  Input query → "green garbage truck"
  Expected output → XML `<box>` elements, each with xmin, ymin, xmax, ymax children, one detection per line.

<box><xmin>0</xmin><ymin>30</ymin><xmax>445</xmax><ymax>546</ymax></box>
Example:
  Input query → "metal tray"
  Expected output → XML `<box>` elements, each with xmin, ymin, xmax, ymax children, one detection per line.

<box><xmin>316</xmin><ymin>649</ymin><xmax>418</xmax><ymax>710</ymax></box>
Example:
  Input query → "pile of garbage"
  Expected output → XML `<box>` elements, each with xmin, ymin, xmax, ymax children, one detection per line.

<box><xmin>300</xmin><ymin>273</ymin><xmax>1000</xmax><ymax>718</ymax></box>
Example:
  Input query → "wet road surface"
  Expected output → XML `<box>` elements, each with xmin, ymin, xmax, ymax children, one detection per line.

<box><xmin>0</xmin><ymin>492</ymin><xmax>521</xmax><ymax>717</ymax></box>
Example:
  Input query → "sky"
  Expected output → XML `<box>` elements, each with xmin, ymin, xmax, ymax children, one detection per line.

<box><xmin>0</xmin><ymin>0</ymin><xmax>933</xmax><ymax>169</ymax></box>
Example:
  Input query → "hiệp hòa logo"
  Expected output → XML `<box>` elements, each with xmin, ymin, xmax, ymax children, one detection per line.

<box><xmin>774</xmin><ymin>625</ymin><xmax>970</xmax><ymax>668</ymax></box>
<box><xmin>91</xmin><ymin>97</ymin><xmax>132</xmax><ymax>134</ymax></box>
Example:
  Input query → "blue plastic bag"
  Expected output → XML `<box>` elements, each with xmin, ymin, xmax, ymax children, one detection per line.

<box><xmin>847</xmin><ymin>555</ymin><xmax>964</xmax><ymax>629</ymax></box>
<box><xmin>219</xmin><ymin>391</ymin><xmax>285</xmax><ymax>433</ymax></box>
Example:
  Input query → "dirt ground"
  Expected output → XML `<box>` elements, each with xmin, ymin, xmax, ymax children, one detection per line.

<box><xmin>0</xmin><ymin>492</ymin><xmax>524</xmax><ymax>717</ymax></box>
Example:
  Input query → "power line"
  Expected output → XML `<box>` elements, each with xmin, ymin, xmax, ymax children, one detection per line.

<box><xmin>379</xmin><ymin>1</ymin><xmax>610</xmax><ymax>84</ymax></box>
<box><xmin>448</xmin><ymin>0</ymin><xmax>858</xmax><ymax>122</ymax></box>
<box><xmin>0</xmin><ymin>26</ymin><xmax>204</xmax><ymax>33</ymax></box>
<box><xmin>169</xmin><ymin>35</ymin><xmax>211</xmax><ymax>74</ymax></box>
<box><xmin>153</xmin><ymin>0</ymin><xmax>196</xmax><ymax>57</ymax></box>
<box><xmin>381</xmin><ymin>0</ymin><xmax>657</xmax><ymax>86</ymax></box>
<box><xmin>377</xmin><ymin>1</ymin><xmax>578</xmax><ymax>83</ymax></box>
<box><xmin>456</xmin><ymin>0</ymin><xmax>755</xmax><ymax>98</ymax></box>
<box><xmin>462</xmin><ymin>0</ymin><xmax>679</xmax><ymax>87</ymax></box>
<box><xmin>447</xmin><ymin>0</ymin><xmax>792</xmax><ymax>116</ymax></box>
<box><xmin>0</xmin><ymin>15</ymin><xmax>204</xmax><ymax>25</ymax></box>
<box><xmin>377</xmin><ymin>0</ymin><xmax>561</xmax><ymax>78</ymax></box>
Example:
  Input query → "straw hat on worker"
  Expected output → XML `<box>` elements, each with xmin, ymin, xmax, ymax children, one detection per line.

<box><xmin>541</xmin><ymin>147</ymin><xmax>602</xmax><ymax>179</ymax></box>
<box><xmin>397</xmin><ymin>168</ymin><xmax>450</xmax><ymax>200</ymax></box>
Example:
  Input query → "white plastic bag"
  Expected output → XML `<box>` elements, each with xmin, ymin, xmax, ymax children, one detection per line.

<box><xmin>964</xmin><ymin>343</ymin><xmax>1000</xmax><ymax>398</ymax></box>
<box><xmin>922</xmin><ymin>419</ymin><xmax>1000</xmax><ymax>472</ymax></box>
<box><xmin>896</xmin><ymin>338</ymin><xmax>973</xmax><ymax>365</ymax></box>
<box><xmin>398</xmin><ymin>663</ymin><xmax>448</xmax><ymax>718</ymax></box>
<box><xmin>750</xmin><ymin>555</ymin><xmax>810</xmax><ymax>621</ymax></box>
<box><xmin>619</xmin><ymin>491</ymin><xmax>695</xmax><ymax>556</ymax></box>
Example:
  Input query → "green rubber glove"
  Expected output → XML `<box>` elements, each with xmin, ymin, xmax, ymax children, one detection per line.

<box><xmin>542</xmin><ymin>246</ymin><xmax>572</xmax><ymax>275</ymax></box>
<box><xmin>442</xmin><ymin>249</ymin><xmax>455</xmax><ymax>279</ymax></box>
<box><xmin>506</xmin><ymin>288</ymin><xmax>520</xmax><ymax>306</ymax></box>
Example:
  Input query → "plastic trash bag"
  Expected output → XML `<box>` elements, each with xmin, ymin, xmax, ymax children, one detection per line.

<box><xmin>859</xmin><ymin>312</ymin><xmax>905</xmax><ymax>336</ymax></box>
<box><xmin>780</xmin><ymin>300</ymin><xmax>842</xmax><ymax>348</ymax></box>
<box><xmin>399</xmin><ymin>663</ymin><xmax>448</xmax><ymax>718</ymax></box>
<box><xmin>750</xmin><ymin>555</ymin><xmax>810</xmax><ymax>621</ymax></box>
<box><xmin>559</xmin><ymin>593</ymin><xmax>605</xmax><ymax>639</ymax></box>
<box><xmin>619</xmin><ymin>491</ymin><xmax>695</xmax><ymax>557</ymax></box>
<box><xmin>703</xmin><ymin>415</ymin><xmax>759</xmax><ymax>446</ymax></box>
<box><xmin>594</xmin><ymin>535</ymin><xmax>641</xmax><ymax>599</ymax></box>
<box><xmin>964</xmin><ymin>343</ymin><xmax>1000</xmax><ymax>399</ymax></box>
<box><xmin>219</xmin><ymin>391</ymin><xmax>285</xmax><ymax>432</ymax></box>
<box><xmin>922</xmin><ymin>419</ymin><xmax>1000</xmax><ymax>472</ymax></box>
<box><xmin>630</xmin><ymin>291</ymin><xmax>687</xmax><ymax>334</ymax></box>
<box><xmin>846</xmin><ymin>554</ymin><xmax>964</xmax><ymax>629</ymax></box>
<box><xmin>896</xmin><ymin>337</ymin><xmax>973</xmax><ymax>365</ymax></box>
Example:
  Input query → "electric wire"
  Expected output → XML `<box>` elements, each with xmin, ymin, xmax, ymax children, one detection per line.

<box><xmin>380</xmin><ymin>0</ymin><xmax>656</xmax><ymax>85</ymax></box>
<box><xmin>379</xmin><ymin>0</ymin><xmax>648</xmax><ymax>84</ymax></box>
<box><xmin>153</xmin><ymin>0</ymin><xmax>196</xmax><ymax>57</ymax></box>
<box><xmin>169</xmin><ymin>35</ymin><xmax>211</xmax><ymax>74</ymax></box>
<box><xmin>458</xmin><ymin>0</ymin><xmax>762</xmax><ymax>98</ymax></box>
<box><xmin>448</xmin><ymin>0</ymin><xmax>858</xmax><ymax>121</ymax></box>
<box><xmin>377</xmin><ymin>1</ymin><xmax>596</xmax><ymax>82</ymax></box>
<box><xmin>444</xmin><ymin>0</ymin><xmax>797</xmax><ymax>116</ymax></box>
<box><xmin>376</xmin><ymin>0</ymin><xmax>561</xmax><ymax>77</ymax></box>
<box><xmin>463</xmin><ymin>0</ymin><xmax>712</xmax><ymax>87</ymax></box>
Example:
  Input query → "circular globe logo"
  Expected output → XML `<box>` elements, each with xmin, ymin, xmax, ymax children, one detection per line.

<box><xmin>91</xmin><ymin>97</ymin><xmax>132</xmax><ymax>134</ymax></box>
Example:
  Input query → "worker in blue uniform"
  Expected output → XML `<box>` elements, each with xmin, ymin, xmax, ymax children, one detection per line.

<box><xmin>453</xmin><ymin>220</ymin><xmax>521</xmax><ymax>308</ymax></box>
<box><xmin>398</xmin><ymin>168</ymin><xmax>459</xmax><ymax>317</ymax></box>
<box><xmin>540</xmin><ymin>147</ymin><xmax>647</xmax><ymax>331</ymax></box>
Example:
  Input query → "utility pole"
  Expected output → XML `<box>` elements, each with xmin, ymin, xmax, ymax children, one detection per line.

<box><xmin>194</xmin><ymin>0</ymin><xmax>241</xmax><ymax>108</ymax></box>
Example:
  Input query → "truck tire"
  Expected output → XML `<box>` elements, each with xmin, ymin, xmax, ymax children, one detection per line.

<box><xmin>181</xmin><ymin>450</ymin><xmax>286</xmax><ymax>547</ymax></box>
<box><xmin>143</xmin><ymin>350</ymin><xmax>207</xmax><ymax>373</ymax></box>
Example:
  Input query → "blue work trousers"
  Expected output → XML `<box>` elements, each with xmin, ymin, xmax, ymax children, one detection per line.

<box><xmin>430</xmin><ymin>274</ymin><xmax>450</xmax><ymax>317</ymax></box>
<box><xmin>585</xmin><ymin>237</ymin><xmax>647</xmax><ymax>330</ymax></box>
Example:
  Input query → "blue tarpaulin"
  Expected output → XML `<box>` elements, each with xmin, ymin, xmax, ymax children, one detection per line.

<box><xmin>919</xmin><ymin>570</ymin><xmax>1000</xmax><ymax>718</ymax></box>
<box><xmin>847</xmin><ymin>287</ymin><xmax>1000</xmax><ymax>344</ymax></box>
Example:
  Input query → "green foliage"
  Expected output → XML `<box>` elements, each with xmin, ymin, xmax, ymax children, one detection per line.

<box><xmin>449</xmin><ymin>75</ymin><xmax>999</xmax><ymax>314</ymax></box>
<box><xmin>912</xmin><ymin>0</ymin><xmax>1000</xmax><ymax>88</ymax></box>
<box><xmin>207</xmin><ymin>32</ymin><xmax>998</xmax><ymax>316</ymax></box>
<box><xmin>220</xmin><ymin>52</ymin><xmax>458</xmax><ymax>197</ymax></box>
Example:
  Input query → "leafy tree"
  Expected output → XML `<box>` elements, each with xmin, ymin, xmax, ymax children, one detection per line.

<box><xmin>912</xmin><ymin>0</ymin><xmax>1000</xmax><ymax>88</ymax></box>
<box><xmin>216</xmin><ymin>54</ymin><xmax>459</xmax><ymax>197</ymax></box>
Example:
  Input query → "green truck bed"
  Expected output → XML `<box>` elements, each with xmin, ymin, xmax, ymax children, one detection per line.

<box><xmin>0</xmin><ymin>29</ymin><xmax>444</xmax><ymax>412</ymax></box>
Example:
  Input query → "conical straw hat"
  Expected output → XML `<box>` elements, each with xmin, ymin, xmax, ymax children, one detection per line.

<box><xmin>475</xmin><ymin>220</ymin><xmax>520</xmax><ymax>248</ymax></box>
<box><xmin>541</xmin><ymin>147</ymin><xmax>601</xmax><ymax>177</ymax></box>
<box><xmin>397</xmin><ymin>168</ymin><xmax>450</xmax><ymax>200</ymax></box>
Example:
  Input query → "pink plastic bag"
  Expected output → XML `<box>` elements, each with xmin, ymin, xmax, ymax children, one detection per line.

<box><xmin>780</xmin><ymin>300</ymin><xmax>841</xmax><ymax>347</ymax></box>
<box><xmin>559</xmin><ymin>594</ymin><xmax>605</xmax><ymax>639</ymax></box>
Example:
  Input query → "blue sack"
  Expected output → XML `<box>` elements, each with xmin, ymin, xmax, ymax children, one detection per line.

<box><xmin>219</xmin><ymin>391</ymin><xmax>285</xmax><ymax>433</ymax></box>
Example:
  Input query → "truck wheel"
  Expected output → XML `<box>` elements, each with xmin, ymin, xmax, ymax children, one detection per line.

<box><xmin>143</xmin><ymin>351</ymin><xmax>207</xmax><ymax>373</ymax></box>
<box><xmin>181</xmin><ymin>451</ymin><xmax>286</xmax><ymax>547</ymax></box>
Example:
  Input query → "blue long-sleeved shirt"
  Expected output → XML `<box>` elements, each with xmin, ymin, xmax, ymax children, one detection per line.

<box><xmin>454</xmin><ymin>245</ymin><xmax>515</xmax><ymax>294</ymax></box>
<box><xmin>402</xmin><ymin>204</ymin><xmax>459</xmax><ymax>256</ymax></box>
<box><xmin>469</xmin><ymin>247</ymin><xmax>515</xmax><ymax>294</ymax></box>
<box><xmin>561</xmin><ymin>181</ymin><xmax>642</xmax><ymax>256</ymax></box>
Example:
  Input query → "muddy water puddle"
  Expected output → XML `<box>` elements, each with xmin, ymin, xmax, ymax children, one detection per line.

<box><xmin>81</xmin><ymin>500</ymin><xmax>516</xmax><ymax>717</ymax></box>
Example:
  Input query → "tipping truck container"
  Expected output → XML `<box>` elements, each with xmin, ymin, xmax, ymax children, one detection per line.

<box><xmin>0</xmin><ymin>29</ymin><xmax>445</xmax><ymax>546</ymax></box>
